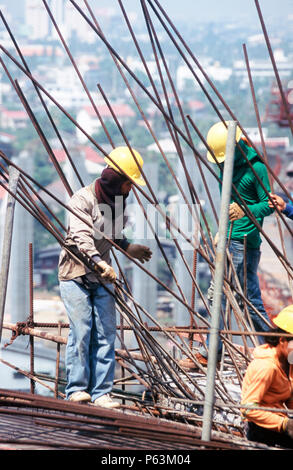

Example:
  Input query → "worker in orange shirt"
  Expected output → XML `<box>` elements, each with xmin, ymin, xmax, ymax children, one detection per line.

<box><xmin>241</xmin><ymin>305</ymin><xmax>293</xmax><ymax>448</ymax></box>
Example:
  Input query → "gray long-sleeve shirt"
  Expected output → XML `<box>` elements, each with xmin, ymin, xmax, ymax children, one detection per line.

<box><xmin>58</xmin><ymin>181</ymin><xmax>129</xmax><ymax>282</ymax></box>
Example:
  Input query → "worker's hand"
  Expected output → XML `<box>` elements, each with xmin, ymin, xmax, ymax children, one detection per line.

<box><xmin>95</xmin><ymin>260</ymin><xmax>117</xmax><ymax>283</ymax></box>
<box><xmin>126</xmin><ymin>244</ymin><xmax>152</xmax><ymax>263</ymax></box>
<box><xmin>229</xmin><ymin>202</ymin><xmax>245</xmax><ymax>221</ymax></box>
<box><xmin>284</xmin><ymin>418</ymin><xmax>293</xmax><ymax>439</ymax></box>
<box><xmin>268</xmin><ymin>193</ymin><xmax>286</xmax><ymax>212</ymax></box>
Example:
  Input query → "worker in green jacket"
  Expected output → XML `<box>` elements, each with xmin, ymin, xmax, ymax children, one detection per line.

<box><xmin>196</xmin><ymin>121</ymin><xmax>274</xmax><ymax>366</ymax></box>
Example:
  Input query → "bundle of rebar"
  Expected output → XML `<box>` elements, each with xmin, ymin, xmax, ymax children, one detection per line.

<box><xmin>0</xmin><ymin>388</ymin><xmax>275</xmax><ymax>450</ymax></box>
<box><xmin>0</xmin><ymin>0</ymin><xmax>292</xmax><ymax>449</ymax></box>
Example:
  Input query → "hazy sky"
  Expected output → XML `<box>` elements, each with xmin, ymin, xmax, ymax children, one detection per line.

<box><xmin>104</xmin><ymin>0</ymin><xmax>293</xmax><ymax>24</ymax></box>
<box><xmin>1</xmin><ymin>0</ymin><xmax>293</xmax><ymax>27</ymax></box>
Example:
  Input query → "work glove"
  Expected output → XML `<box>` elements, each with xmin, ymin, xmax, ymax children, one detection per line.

<box><xmin>284</xmin><ymin>418</ymin><xmax>293</xmax><ymax>439</ymax></box>
<box><xmin>213</xmin><ymin>232</ymin><xmax>219</xmax><ymax>247</ymax></box>
<box><xmin>95</xmin><ymin>260</ymin><xmax>117</xmax><ymax>283</ymax></box>
<box><xmin>207</xmin><ymin>280</ymin><xmax>214</xmax><ymax>303</ymax></box>
<box><xmin>126</xmin><ymin>244</ymin><xmax>152</xmax><ymax>263</ymax></box>
<box><xmin>229</xmin><ymin>202</ymin><xmax>245</xmax><ymax>221</ymax></box>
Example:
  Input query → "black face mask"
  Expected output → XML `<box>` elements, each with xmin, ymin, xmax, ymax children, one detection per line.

<box><xmin>98</xmin><ymin>167</ymin><xmax>129</xmax><ymax>197</ymax></box>
<box><xmin>95</xmin><ymin>168</ymin><xmax>130</xmax><ymax>219</ymax></box>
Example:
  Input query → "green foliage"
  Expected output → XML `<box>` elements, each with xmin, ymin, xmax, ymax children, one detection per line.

<box><xmin>92</xmin><ymin>120</ymin><xmax>124</xmax><ymax>145</ymax></box>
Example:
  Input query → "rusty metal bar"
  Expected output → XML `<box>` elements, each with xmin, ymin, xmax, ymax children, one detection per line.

<box><xmin>0</xmin><ymin>160</ymin><xmax>203</xmax><ymax>317</ymax></box>
<box><xmin>42</xmin><ymin>0</ymin><xmax>115</xmax><ymax>150</ymax></box>
<box><xmin>0</xmin><ymin>359</ymin><xmax>65</xmax><ymax>397</ymax></box>
<box><xmin>0</xmin><ymin>10</ymin><xmax>84</xmax><ymax>189</ymax></box>
<box><xmin>0</xmin><ymin>2</ymin><xmax>290</xmax><ymax>444</ymax></box>
<box><xmin>54</xmin><ymin>323</ymin><xmax>62</xmax><ymax>398</ymax></box>
<box><xmin>243</xmin><ymin>42</ymin><xmax>293</xmax><ymax>298</ymax></box>
<box><xmin>2</xmin><ymin>43</ymin><xmax>290</xmax><ymax>277</ymax></box>
<box><xmin>28</xmin><ymin>243</ymin><xmax>35</xmax><ymax>394</ymax></box>
<box><xmin>147</xmin><ymin>0</ymin><xmax>293</xmax><ymax>206</ymax></box>
<box><xmin>254</xmin><ymin>0</ymin><xmax>293</xmax><ymax>136</ymax></box>
<box><xmin>4</xmin><ymin>321</ymin><xmax>289</xmax><ymax>338</ymax></box>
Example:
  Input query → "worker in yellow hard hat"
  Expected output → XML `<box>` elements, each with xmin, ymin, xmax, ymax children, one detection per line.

<box><xmin>58</xmin><ymin>146</ymin><xmax>152</xmax><ymax>408</ymax></box>
<box><xmin>241</xmin><ymin>305</ymin><xmax>293</xmax><ymax>449</ymax></box>
<box><xmin>206</xmin><ymin>121</ymin><xmax>243</xmax><ymax>164</ymax></box>
<box><xmin>196</xmin><ymin>121</ymin><xmax>274</xmax><ymax>366</ymax></box>
<box><xmin>104</xmin><ymin>146</ymin><xmax>146</xmax><ymax>187</ymax></box>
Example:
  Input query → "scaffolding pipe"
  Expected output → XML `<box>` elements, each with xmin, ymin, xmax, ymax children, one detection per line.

<box><xmin>0</xmin><ymin>166</ymin><xmax>20</xmax><ymax>343</ymax></box>
<box><xmin>201</xmin><ymin>121</ymin><xmax>237</xmax><ymax>441</ymax></box>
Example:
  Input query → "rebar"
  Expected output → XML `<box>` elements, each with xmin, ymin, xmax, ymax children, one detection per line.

<box><xmin>0</xmin><ymin>0</ymin><xmax>292</xmax><ymax>450</ymax></box>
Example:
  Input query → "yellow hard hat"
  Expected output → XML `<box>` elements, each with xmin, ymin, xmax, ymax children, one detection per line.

<box><xmin>104</xmin><ymin>146</ymin><xmax>146</xmax><ymax>186</ymax></box>
<box><xmin>206</xmin><ymin>121</ymin><xmax>242</xmax><ymax>163</ymax></box>
<box><xmin>272</xmin><ymin>305</ymin><xmax>293</xmax><ymax>334</ymax></box>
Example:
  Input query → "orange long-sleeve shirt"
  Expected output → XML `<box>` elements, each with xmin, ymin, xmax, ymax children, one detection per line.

<box><xmin>241</xmin><ymin>344</ymin><xmax>293</xmax><ymax>432</ymax></box>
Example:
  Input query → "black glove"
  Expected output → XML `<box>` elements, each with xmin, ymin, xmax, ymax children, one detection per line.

<box><xmin>126</xmin><ymin>244</ymin><xmax>152</xmax><ymax>263</ymax></box>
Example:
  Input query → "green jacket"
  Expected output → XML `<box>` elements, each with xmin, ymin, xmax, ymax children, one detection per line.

<box><xmin>219</xmin><ymin>139</ymin><xmax>273</xmax><ymax>249</ymax></box>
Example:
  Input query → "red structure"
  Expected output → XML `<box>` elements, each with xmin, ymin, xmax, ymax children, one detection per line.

<box><xmin>265</xmin><ymin>82</ymin><xmax>293</xmax><ymax>127</ymax></box>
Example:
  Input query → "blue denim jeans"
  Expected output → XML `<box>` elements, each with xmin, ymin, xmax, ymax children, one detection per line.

<box><xmin>59</xmin><ymin>279</ymin><xmax>116</xmax><ymax>401</ymax></box>
<box><xmin>199</xmin><ymin>240</ymin><xmax>271</xmax><ymax>358</ymax></box>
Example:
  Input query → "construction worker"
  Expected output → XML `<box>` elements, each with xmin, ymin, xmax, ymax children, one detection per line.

<box><xmin>241</xmin><ymin>305</ymin><xmax>293</xmax><ymax>449</ymax></box>
<box><xmin>58</xmin><ymin>146</ymin><xmax>152</xmax><ymax>408</ymax></box>
<box><xmin>196</xmin><ymin>121</ymin><xmax>273</xmax><ymax>365</ymax></box>
<box><xmin>268</xmin><ymin>193</ymin><xmax>293</xmax><ymax>220</ymax></box>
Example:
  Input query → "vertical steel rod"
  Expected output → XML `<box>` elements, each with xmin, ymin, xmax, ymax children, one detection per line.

<box><xmin>29</xmin><ymin>242</ymin><xmax>35</xmax><ymax>394</ymax></box>
<box><xmin>55</xmin><ymin>322</ymin><xmax>62</xmax><ymax>398</ymax></box>
<box><xmin>0</xmin><ymin>166</ymin><xmax>20</xmax><ymax>344</ymax></box>
<box><xmin>254</xmin><ymin>0</ymin><xmax>293</xmax><ymax>137</ymax></box>
<box><xmin>201</xmin><ymin>122</ymin><xmax>237</xmax><ymax>441</ymax></box>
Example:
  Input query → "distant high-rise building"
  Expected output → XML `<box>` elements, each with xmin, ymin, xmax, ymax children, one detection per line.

<box><xmin>64</xmin><ymin>2</ymin><xmax>95</xmax><ymax>42</ymax></box>
<box><xmin>25</xmin><ymin>0</ymin><xmax>67</xmax><ymax>40</ymax></box>
<box><xmin>0</xmin><ymin>0</ymin><xmax>25</xmax><ymax>23</ymax></box>
<box><xmin>48</xmin><ymin>0</ymin><xmax>66</xmax><ymax>39</ymax></box>
<box><xmin>50</xmin><ymin>0</ymin><xmax>65</xmax><ymax>23</ymax></box>
<box><xmin>25</xmin><ymin>0</ymin><xmax>49</xmax><ymax>40</ymax></box>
